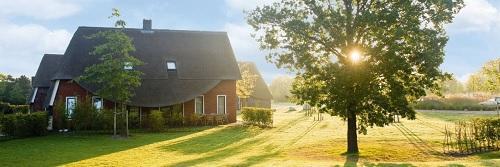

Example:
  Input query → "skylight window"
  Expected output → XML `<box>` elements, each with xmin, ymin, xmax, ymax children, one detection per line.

<box><xmin>167</xmin><ymin>61</ymin><xmax>176</xmax><ymax>71</ymax></box>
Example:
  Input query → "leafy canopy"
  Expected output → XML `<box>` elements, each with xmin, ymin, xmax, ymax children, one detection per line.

<box><xmin>247</xmin><ymin>0</ymin><xmax>463</xmax><ymax>134</ymax></box>
<box><xmin>237</xmin><ymin>63</ymin><xmax>258</xmax><ymax>99</ymax></box>
<box><xmin>79</xmin><ymin>9</ymin><xmax>143</xmax><ymax>104</ymax></box>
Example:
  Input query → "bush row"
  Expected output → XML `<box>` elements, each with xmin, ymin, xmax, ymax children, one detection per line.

<box><xmin>241</xmin><ymin>107</ymin><xmax>274</xmax><ymax>127</ymax></box>
<box><xmin>0</xmin><ymin>102</ymin><xmax>30</xmax><ymax>114</ymax></box>
<box><xmin>413</xmin><ymin>97</ymin><xmax>497</xmax><ymax>111</ymax></box>
<box><xmin>444</xmin><ymin>118</ymin><xmax>500</xmax><ymax>155</ymax></box>
<box><xmin>0</xmin><ymin>112</ymin><xmax>47</xmax><ymax>137</ymax></box>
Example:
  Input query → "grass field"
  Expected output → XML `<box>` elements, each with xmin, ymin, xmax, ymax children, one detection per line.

<box><xmin>0</xmin><ymin>106</ymin><xmax>498</xmax><ymax>166</ymax></box>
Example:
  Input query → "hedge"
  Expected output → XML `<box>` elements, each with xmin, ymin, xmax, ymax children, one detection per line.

<box><xmin>0</xmin><ymin>112</ymin><xmax>48</xmax><ymax>137</ymax></box>
<box><xmin>0</xmin><ymin>102</ymin><xmax>29</xmax><ymax>114</ymax></box>
<box><xmin>413</xmin><ymin>97</ymin><xmax>497</xmax><ymax>111</ymax></box>
<box><xmin>241</xmin><ymin>107</ymin><xmax>274</xmax><ymax>127</ymax></box>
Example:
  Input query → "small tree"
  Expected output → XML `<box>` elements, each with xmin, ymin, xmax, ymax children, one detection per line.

<box><xmin>79</xmin><ymin>8</ymin><xmax>143</xmax><ymax>137</ymax></box>
<box><xmin>237</xmin><ymin>63</ymin><xmax>258</xmax><ymax>107</ymax></box>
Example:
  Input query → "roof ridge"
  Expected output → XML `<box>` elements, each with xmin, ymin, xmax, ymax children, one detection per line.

<box><xmin>77</xmin><ymin>26</ymin><xmax>228</xmax><ymax>35</ymax></box>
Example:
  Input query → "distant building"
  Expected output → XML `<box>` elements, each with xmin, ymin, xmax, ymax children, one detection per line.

<box><xmin>238</xmin><ymin>62</ymin><xmax>273</xmax><ymax>108</ymax></box>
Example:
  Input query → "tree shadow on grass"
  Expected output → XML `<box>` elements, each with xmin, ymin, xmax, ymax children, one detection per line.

<box><xmin>167</xmin><ymin>136</ymin><xmax>266</xmax><ymax>166</ymax></box>
<box><xmin>161</xmin><ymin>125</ymin><xmax>261</xmax><ymax>154</ymax></box>
<box><xmin>362</xmin><ymin>162</ymin><xmax>416</xmax><ymax>167</ymax></box>
<box><xmin>0</xmin><ymin>127</ymin><xmax>213</xmax><ymax>167</ymax></box>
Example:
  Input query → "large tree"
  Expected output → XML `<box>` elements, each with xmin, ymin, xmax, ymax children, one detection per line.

<box><xmin>247</xmin><ymin>0</ymin><xmax>463</xmax><ymax>153</ymax></box>
<box><xmin>79</xmin><ymin>8</ymin><xmax>143</xmax><ymax>137</ymax></box>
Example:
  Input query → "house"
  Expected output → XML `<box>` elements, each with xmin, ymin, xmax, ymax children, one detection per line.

<box><xmin>237</xmin><ymin>62</ymin><xmax>273</xmax><ymax>108</ymax></box>
<box><xmin>30</xmin><ymin>20</ymin><xmax>241</xmax><ymax>124</ymax></box>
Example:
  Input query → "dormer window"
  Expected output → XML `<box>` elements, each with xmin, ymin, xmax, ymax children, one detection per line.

<box><xmin>166</xmin><ymin>61</ymin><xmax>176</xmax><ymax>71</ymax></box>
<box><xmin>124</xmin><ymin>62</ymin><xmax>133</xmax><ymax>70</ymax></box>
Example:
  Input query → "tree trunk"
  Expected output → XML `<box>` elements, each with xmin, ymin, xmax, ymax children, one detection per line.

<box><xmin>113</xmin><ymin>102</ymin><xmax>117</xmax><ymax>136</ymax></box>
<box><xmin>347</xmin><ymin>110</ymin><xmax>359</xmax><ymax>153</ymax></box>
<box><xmin>125</xmin><ymin>104</ymin><xmax>129</xmax><ymax>137</ymax></box>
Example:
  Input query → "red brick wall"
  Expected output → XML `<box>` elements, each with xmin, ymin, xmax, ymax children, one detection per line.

<box><xmin>32</xmin><ymin>87</ymin><xmax>48</xmax><ymax>111</ymax></box>
<box><xmin>183</xmin><ymin>80</ymin><xmax>237</xmax><ymax>123</ymax></box>
<box><xmin>53</xmin><ymin>79</ymin><xmax>237</xmax><ymax>123</ymax></box>
<box><xmin>53</xmin><ymin>80</ymin><xmax>92</xmax><ymax>105</ymax></box>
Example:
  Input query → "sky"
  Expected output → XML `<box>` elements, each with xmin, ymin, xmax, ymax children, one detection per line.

<box><xmin>0</xmin><ymin>0</ymin><xmax>499</xmax><ymax>84</ymax></box>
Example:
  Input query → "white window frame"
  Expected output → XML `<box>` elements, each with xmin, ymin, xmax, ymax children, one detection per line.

<box><xmin>92</xmin><ymin>96</ymin><xmax>103</xmax><ymax>111</ymax></box>
<box><xmin>216</xmin><ymin>95</ymin><xmax>227</xmax><ymax>114</ymax></box>
<box><xmin>65</xmin><ymin>96</ymin><xmax>77</xmax><ymax>118</ymax></box>
<box><xmin>194</xmin><ymin>95</ymin><xmax>204</xmax><ymax>115</ymax></box>
<box><xmin>166</xmin><ymin>61</ymin><xmax>176</xmax><ymax>71</ymax></box>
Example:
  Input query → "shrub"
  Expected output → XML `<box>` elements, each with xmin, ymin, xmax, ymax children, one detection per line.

<box><xmin>0</xmin><ymin>102</ymin><xmax>10</xmax><ymax>114</ymax></box>
<box><xmin>148</xmin><ymin>110</ymin><xmax>165</xmax><ymax>132</ymax></box>
<box><xmin>52</xmin><ymin>99</ymin><xmax>68</xmax><ymax>130</ymax></box>
<box><xmin>0</xmin><ymin>112</ymin><xmax>47</xmax><ymax>137</ymax></box>
<box><xmin>11</xmin><ymin>105</ymin><xmax>29</xmax><ymax>114</ymax></box>
<box><xmin>444</xmin><ymin>118</ymin><xmax>500</xmax><ymax>155</ymax></box>
<box><xmin>0</xmin><ymin>102</ymin><xmax>29</xmax><ymax>114</ymax></box>
<box><xmin>241</xmin><ymin>107</ymin><xmax>274</xmax><ymax>127</ymax></box>
<box><xmin>73</xmin><ymin>97</ymin><xmax>96</xmax><ymax>131</ymax></box>
<box><xmin>413</xmin><ymin>96</ymin><xmax>496</xmax><ymax>111</ymax></box>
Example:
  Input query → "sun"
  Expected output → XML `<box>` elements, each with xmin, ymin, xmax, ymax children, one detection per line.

<box><xmin>350</xmin><ymin>50</ymin><xmax>361</xmax><ymax>63</ymax></box>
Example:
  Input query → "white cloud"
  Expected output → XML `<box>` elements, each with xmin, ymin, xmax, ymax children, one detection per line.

<box><xmin>0</xmin><ymin>0</ymin><xmax>81</xmax><ymax>20</ymax></box>
<box><xmin>0</xmin><ymin>20</ymin><xmax>72</xmax><ymax>76</ymax></box>
<box><xmin>224</xmin><ymin>23</ymin><xmax>261</xmax><ymax>59</ymax></box>
<box><xmin>448</xmin><ymin>0</ymin><xmax>500</xmax><ymax>32</ymax></box>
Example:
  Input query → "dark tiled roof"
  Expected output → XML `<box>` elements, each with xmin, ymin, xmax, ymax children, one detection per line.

<box><xmin>238</xmin><ymin>62</ymin><xmax>273</xmax><ymax>100</ymax></box>
<box><xmin>35</xmin><ymin>26</ymin><xmax>241</xmax><ymax>107</ymax></box>
<box><xmin>32</xmin><ymin>54</ymin><xmax>63</xmax><ymax>87</ymax></box>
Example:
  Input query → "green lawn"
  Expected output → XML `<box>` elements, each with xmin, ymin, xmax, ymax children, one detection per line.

<box><xmin>0</xmin><ymin>107</ymin><xmax>498</xmax><ymax>166</ymax></box>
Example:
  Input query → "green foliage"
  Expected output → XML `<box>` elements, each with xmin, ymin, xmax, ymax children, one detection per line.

<box><xmin>413</xmin><ymin>96</ymin><xmax>496</xmax><ymax>111</ymax></box>
<box><xmin>237</xmin><ymin>63</ymin><xmax>258</xmax><ymax>99</ymax></box>
<box><xmin>162</xmin><ymin>105</ymin><xmax>184</xmax><ymax>127</ymax></box>
<box><xmin>73</xmin><ymin>97</ymin><xmax>97</xmax><ymax>130</ymax></box>
<box><xmin>0</xmin><ymin>75</ymin><xmax>32</xmax><ymax>105</ymax></box>
<box><xmin>0</xmin><ymin>112</ymin><xmax>47</xmax><ymax>137</ymax></box>
<box><xmin>241</xmin><ymin>107</ymin><xmax>274</xmax><ymax>127</ymax></box>
<box><xmin>269</xmin><ymin>75</ymin><xmax>294</xmax><ymax>102</ymax></box>
<box><xmin>53</xmin><ymin>99</ymin><xmax>68</xmax><ymax>130</ymax></box>
<box><xmin>0</xmin><ymin>101</ymin><xmax>29</xmax><ymax>114</ymax></box>
<box><xmin>79</xmin><ymin>30</ymin><xmax>143</xmax><ymax>104</ymax></box>
<box><xmin>247</xmin><ymin>0</ymin><xmax>464</xmax><ymax>152</ymax></box>
<box><xmin>444</xmin><ymin>118</ymin><xmax>500</xmax><ymax>155</ymax></box>
<box><xmin>147</xmin><ymin>110</ymin><xmax>165</xmax><ymax>132</ymax></box>
<box><xmin>466</xmin><ymin>58</ymin><xmax>500</xmax><ymax>94</ymax></box>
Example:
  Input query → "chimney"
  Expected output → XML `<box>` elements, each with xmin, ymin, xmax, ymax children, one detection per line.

<box><xmin>143</xmin><ymin>19</ymin><xmax>152</xmax><ymax>30</ymax></box>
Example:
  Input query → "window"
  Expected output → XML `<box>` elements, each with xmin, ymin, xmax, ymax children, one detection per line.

<box><xmin>65</xmin><ymin>96</ymin><xmax>77</xmax><ymax>118</ymax></box>
<box><xmin>166</xmin><ymin>61</ymin><xmax>176</xmax><ymax>71</ymax></box>
<box><xmin>124</xmin><ymin>62</ymin><xmax>133</xmax><ymax>70</ymax></box>
<box><xmin>217</xmin><ymin>95</ymin><xmax>226</xmax><ymax>114</ymax></box>
<box><xmin>92</xmin><ymin>96</ymin><xmax>103</xmax><ymax>111</ymax></box>
<box><xmin>195</xmin><ymin>96</ymin><xmax>204</xmax><ymax>115</ymax></box>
